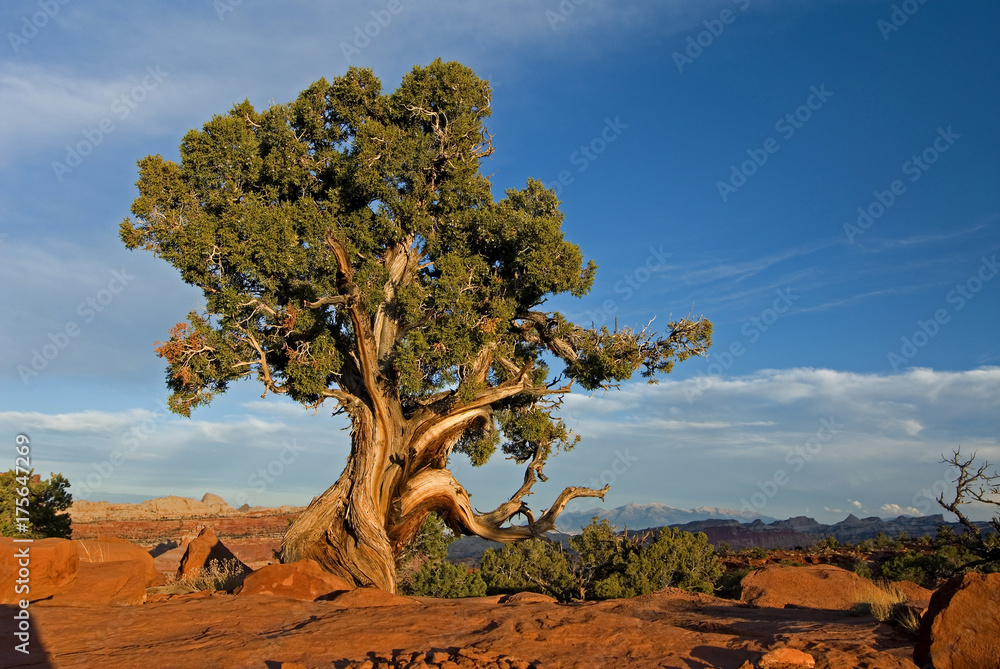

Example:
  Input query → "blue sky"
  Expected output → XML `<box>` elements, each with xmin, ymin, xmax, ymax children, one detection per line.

<box><xmin>1</xmin><ymin>0</ymin><xmax>998</xmax><ymax>524</ymax></box>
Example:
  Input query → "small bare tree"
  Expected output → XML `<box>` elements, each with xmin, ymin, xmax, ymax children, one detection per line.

<box><xmin>936</xmin><ymin>448</ymin><xmax>1000</xmax><ymax>569</ymax></box>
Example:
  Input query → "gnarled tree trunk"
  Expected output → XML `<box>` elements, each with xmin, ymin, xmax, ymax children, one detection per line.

<box><xmin>280</xmin><ymin>385</ymin><xmax>609</xmax><ymax>592</ymax></box>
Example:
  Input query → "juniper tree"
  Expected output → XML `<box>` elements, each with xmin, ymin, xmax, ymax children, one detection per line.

<box><xmin>121</xmin><ymin>59</ymin><xmax>712</xmax><ymax>592</ymax></box>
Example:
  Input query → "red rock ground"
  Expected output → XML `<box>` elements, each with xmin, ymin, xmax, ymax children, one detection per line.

<box><xmin>2</xmin><ymin>587</ymin><xmax>919</xmax><ymax>669</ymax></box>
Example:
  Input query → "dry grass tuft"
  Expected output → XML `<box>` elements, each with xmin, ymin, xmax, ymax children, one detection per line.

<box><xmin>170</xmin><ymin>558</ymin><xmax>249</xmax><ymax>592</ymax></box>
<box><xmin>849</xmin><ymin>579</ymin><xmax>921</xmax><ymax>634</ymax></box>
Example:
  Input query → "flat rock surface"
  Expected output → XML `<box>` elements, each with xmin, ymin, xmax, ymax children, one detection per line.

<box><xmin>0</xmin><ymin>587</ymin><xmax>918</xmax><ymax>668</ymax></box>
<box><xmin>740</xmin><ymin>564</ymin><xmax>884</xmax><ymax>610</ymax></box>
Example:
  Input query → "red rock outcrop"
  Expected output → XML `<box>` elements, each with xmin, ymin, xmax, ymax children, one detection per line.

<box><xmin>914</xmin><ymin>571</ymin><xmax>1000</xmax><ymax>669</ymax></box>
<box><xmin>37</xmin><ymin>559</ymin><xmax>147</xmax><ymax>607</ymax></box>
<box><xmin>890</xmin><ymin>579</ymin><xmax>933</xmax><ymax>604</ymax></box>
<box><xmin>176</xmin><ymin>525</ymin><xmax>251</xmax><ymax>581</ymax></box>
<box><xmin>236</xmin><ymin>559</ymin><xmax>352</xmax><ymax>600</ymax></box>
<box><xmin>77</xmin><ymin>535</ymin><xmax>162</xmax><ymax>587</ymax></box>
<box><xmin>0</xmin><ymin>537</ymin><xmax>79</xmax><ymax>603</ymax></box>
<box><xmin>318</xmin><ymin>587</ymin><xmax>418</xmax><ymax>607</ymax></box>
<box><xmin>759</xmin><ymin>647</ymin><xmax>817</xmax><ymax>668</ymax></box>
<box><xmin>740</xmin><ymin>564</ymin><xmax>884</xmax><ymax>610</ymax></box>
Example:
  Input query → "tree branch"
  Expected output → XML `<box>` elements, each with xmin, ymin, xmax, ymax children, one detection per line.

<box><xmin>396</xmin><ymin>466</ymin><xmax>608</xmax><ymax>543</ymax></box>
<box><xmin>937</xmin><ymin>447</ymin><xmax>1000</xmax><ymax>540</ymax></box>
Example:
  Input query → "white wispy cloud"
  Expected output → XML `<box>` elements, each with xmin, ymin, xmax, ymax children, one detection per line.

<box><xmin>880</xmin><ymin>503</ymin><xmax>924</xmax><ymax>517</ymax></box>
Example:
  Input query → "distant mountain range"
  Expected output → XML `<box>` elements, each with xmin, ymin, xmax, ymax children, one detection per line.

<box><xmin>554</xmin><ymin>503</ymin><xmax>776</xmax><ymax>533</ymax></box>
<box><xmin>446</xmin><ymin>503</ymin><xmax>989</xmax><ymax>563</ymax></box>
<box><xmin>673</xmin><ymin>513</ymin><xmax>988</xmax><ymax>550</ymax></box>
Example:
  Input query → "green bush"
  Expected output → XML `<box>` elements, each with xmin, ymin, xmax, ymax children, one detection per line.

<box><xmin>0</xmin><ymin>470</ymin><xmax>72</xmax><ymax>539</ymax></box>
<box><xmin>480</xmin><ymin>518</ymin><xmax>722</xmax><ymax>602</ymax></box>
<box><xmin>816</xmin><ymin>536</ymin><xmax>840</xmax><ymax>550</ymax></box>
<box><xmin>611</xmin><ymin>527</ymin><xmax>721</xmax><ymax>597</ymax></box>
<box><xmin>409</xmin><ymin>560</ymin><xmax>486</xmax><ymax>598</ymax></box>
<box><xmin>879</xmin><ymin>551</ymin><xmax>950</xmax><ymax>588</ymax></box>
<box><xmin>737</xmin><ymin>546</ymin><xmax>768</xmax><ymax>559</ymax></box>
<box><xmin>398</xmin><ymin>512</ymin><xmax>491</xmax><ymax>598</ymax></box>
<box><xmin>480</xmin><ymin>538</ymin><xmax>577</xmax><ymax>600</ymax></box>
<box><xmin>851</xmin><ymin>559</ymin><xmax>873</xmax><ymax>580</ymax></box>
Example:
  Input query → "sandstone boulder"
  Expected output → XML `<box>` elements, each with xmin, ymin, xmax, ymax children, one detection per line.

<box><xmin>236</xmin><ymin>559</ymin><xmax>352</xmax><ymax>600</ymax></box>
<box><xmin>76</xmin><ymin>535</ymin><xmax>163</xmax><ymax>586</ymax></box>
<box><xmin>177</xmin><ymin>525</ymin><xmax>251</xmax><ymax>582</ymax></box>
<box><xmin>914</xmin><ymin>571</ymin><xmax>1000</xmax><ymax>669</ymax></box>
<box><xmin>890</xmin><ymin>579</ymin><xmax>933</xmax><ymax>603</ymax></box>
<box><xmin>0</xmin><ymin>537</ymin><xmax>78</xmax><ymax>603</ymax></box>
<box><xmin>758</xmin><ymin>647</ymin><xmax>816</xmax><ymax>668</ymax></box>
<box><xmin>37</xmin><ymin>560</ymin><xmax>147</xmax><ymax>606</ymax></box>
<box><xmin>740</xmin><ymin>564</ymin><xmax>882</xmax><ymax>610</ymax></box>
<box><xmin>499</xmin><ymin>591</ymin><xmax>557</xmax><ymax>604</ymax></box>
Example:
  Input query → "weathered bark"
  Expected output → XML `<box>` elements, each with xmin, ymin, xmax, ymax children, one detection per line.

<box><xmin>280</xmin><ymin>403</ymin><xmax>609</xmax><ymax>592</ymax></box>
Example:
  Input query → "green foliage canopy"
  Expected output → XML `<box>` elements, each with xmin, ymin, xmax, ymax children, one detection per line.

<box><xmin>120</xmin><ymin>59</ymin><xmax>712</xmax><ymax>472</ymax></box>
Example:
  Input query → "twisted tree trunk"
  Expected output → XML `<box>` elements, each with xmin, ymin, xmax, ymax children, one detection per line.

<box><xmin>280</xmin><ymin>390</ymin><xmax>608</xmax><ymax>592</ymax></box>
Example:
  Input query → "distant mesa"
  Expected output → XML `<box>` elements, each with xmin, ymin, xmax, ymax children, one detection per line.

<box><xmin>70</xmin><ymin>493</ymin><xmax>303</xmax><ymax>522</ymax></box>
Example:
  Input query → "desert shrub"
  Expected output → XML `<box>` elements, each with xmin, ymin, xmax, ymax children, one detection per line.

<box><xmin>611</xmin><ymin>527</ymin><xmax>721</xmax><ymax>596</ymax></box>
<box><xmin>715</xmin><ymin>566</ymin><xmax>751</xmax><ymax>600</ymax></box>
<box><xmin>396</xmin><ymin>512</ymin><xmax>458</xmax><ymax>595</ymax></box>
<box><xmin>858</xmin><ymin>539</ymin><xmax>875</xmax><ymax>552</ymax></box>
<box><xmin>851</xmin><ymin>559</ymin><xmax>873</xmax><ymax>580</ymax></box>
<box><xmin>481</xmin><ymin>538</ymin><xmax>576</xmax><ymax>600</ymax></box>
<box><xmin>408</xmin><ymin>560</ymin><xmax>486</xmax><ymax>598</ymax></box>
<box><xmin>874</xmin><ymin>532</ymin><xmax>903</xmax><ymax>549</ymax></box>
<box><xmin>398</xmin><ymin>512</ymin><xmax>490</xmax><ymax>598</ymax></box>
<box><xmin>816</xmin><ymin>536</ymin><xmax>840</xmax><ymax>550</ymax></box>
<box><xmin>0</xmin><ymin>470</ymin><xmax>72</xmax><ymax>539</ymax></box>
<box><xmin>398</xmin><ymin>512</ymin><xmax>453</xmax><ymax>565</ymax></box>
<box><xmin>179</xmin><ymin>558</ymin><xmax>248</xmax><ymax>591</ymax></box>
<box><xmin>737</xmin><ymin>546</ymin><xmax>768</xmax><ymax>559</ymax></box>
<box><xmin>481</xmin><ymin>519</ymin><xmax>722</xmax><ymax>602</ymax></box>
<box><xmin>878</xmin><ymin>551</ymin><xmax>953</xmax><ymax>588</ymax></box>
